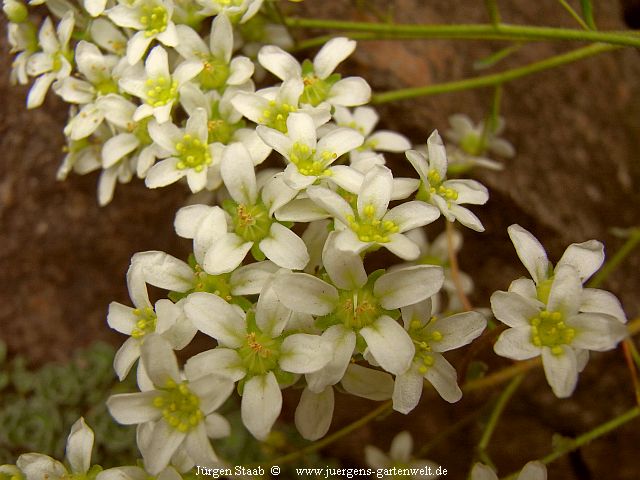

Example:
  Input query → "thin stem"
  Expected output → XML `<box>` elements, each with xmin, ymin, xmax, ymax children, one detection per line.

<box><xmin>476</xmin><ymin>374</ymin><xmax>524</xmax><ymax>456</ymax></box>
<box><xmin>257</xmin><ymin>400</ymin><xmax>392</xmax><ymax>467</ymax></box>
<box><xmin>587</xmin><ymin>227</ymin><xmax>640</xmax><ymax>288</ymax></box>
<box><xmin>480</xmin><ymin>85</ymin><xmax>502</xmax><ymax>150</ymax></box>
<box><xmin>485</xmin><ymin>0</ymin><xmax>501</xmax><ymax>26</ymax></box>
<box><xmin>557</xmin><ymin>0</ymin><xmax>590</xmax><ymax>30</ymax></box>
<box><xmin>622</xmin><ymin>339</ymin><xmax>640</xmax><ymax>406</ymax></box>
<box><xmin>446</xmin><ymin>221</ymin><xmax>473</xmax><ymax>311</ymax></box>
<box><xmin>501</xmin><ymin>406</ymin><xmax>640</xmax><ymax>479</ymax></box>
<box><xmin>463</xmin><ymin>358</ymin><xmax>540</xmax><ymax>393</ymax></box>
<box><xmin>284</xmin><ymin>18</ymin><xmax>640</xmax><ymax>48</ymax></box>
<box><xmin>372</xmin><ymin>43</ymin><xmax>618</xmax><ymax>103</ymax></box>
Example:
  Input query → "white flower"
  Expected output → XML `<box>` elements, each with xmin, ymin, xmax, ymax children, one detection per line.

<box><xmin>25</xmin><ymin>12</ymin><xmax>74</xmax><ymax>108</ymax></box>
<box><xmin>183</xmin><ymin>285</ymin><xmax>332</xmax><ymax>440</ymax></box>
<box><xmin>491</xmin><ymin>225</ymin><xmax>628</xmax><ymax>397</ymax></box>
<box><xmin>98</xmin><ymin>465</ymin><xmax>182</xmax><ymax>480</ymax></box>
<box><xmin>119</xmin><ymin>45</ymin><xmax>202</xmax><ymax>124</ymax></box>
<box><xmin>393</xmin><ymin>298</ymin><xmax>486</xmax><ymax>413</ymax></box>
<box><xmin>330</xmin><ymin>106</ymin><xmax>411</xmax><ymax>159</ymax></box>
<box><xmin>16</xmin><ymin>418</ymin><xmax>98</xmax><ymax>480</ymax></box>
<box><xmin>273</xmin><ymin>232</ymin><xmax>444</xmax><ymax>376</ymax></box>
<box><xmin>89</xmin><ymin>18</ymin><xmax>128</xmax><ymax>56</ymax></box>
<box><xmin>107</xmin><ymin>0</ymin><xmax>179</xmax><ymax>64</ymax></box>
<box><xmin>8</xmin><ymin>22</ymin><xmax>37</xmax><ymax>85</ymax></box>
<box><xmin>188</xmin><ymin>142</ymin><xmax>308</xmax><ymax>273</ymax></box>
<box><xmin>107</xmin><ymin>261</ymin><xmax>197</xmax><ymax>381</ymax></box>
<box><xmin>145</xmin><ymin>108</ymin><xmax>224</xmax><ymax>193</ymax></box>
<box><xmin>365</xmin><ymin>431</ymin><xmax>439</xmax><ymax>479</ymax></box>
<box><xmin>231</xmin><ymin>77</ymin><xmax>331</xmax><ymax>133</ymax></box>
<box><xmin>306</xmin><ymin>165</ymin><xmax>440</xmax><ymax>260</ymax></box>
<box><xmin>107</xmin><ymin>335</ymin><xmax>234</xmax><ymax>474</ymax></box>
<box><xmin>257</xmin><ymin>112</ymin><xmax>363</xmax><ymax>191</ymax></box>
<box><xmin>175</xmin><ymin>14</ymin><xmax>254</xmax><ymax>91</ymax></box>
<box><xmin>258</xmin><ymin>37</ymin><xmax>371</xmax><ymax>107</ymax></box>
<box><xmin>444</xmin><ymin>114</ymin><xmax>515</xmax><ymax>172</ymax></box>
<box><xmin>195</xmin><ymin>0</ymin><xmax>263</xmax><ymax>23</ymax></box>
<box><xmin>406</xmin><ymin>130</ymin><xmax>489</xmax><ymax>232</ymax></box>
<box><xmin>471</xmin><ymin>461</ymin><xmax>547</xmax><ymax>480</ymax></box>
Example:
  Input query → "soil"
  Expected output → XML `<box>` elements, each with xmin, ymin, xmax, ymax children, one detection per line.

<box><xmin>1</xmin><ymin>1</ymin><xmax>639</xmax><ymax>478</ymax></box>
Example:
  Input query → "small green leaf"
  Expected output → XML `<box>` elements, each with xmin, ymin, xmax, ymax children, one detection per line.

<box><xmin>580</xmin><ymin>0</ymin><xmax>597</xmax><ymax>30</ymax></box>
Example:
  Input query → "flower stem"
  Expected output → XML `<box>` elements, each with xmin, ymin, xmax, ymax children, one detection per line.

<box><xmin>557</xmin><ymin>0</ymin><xmax>591</xmax><ymax>30</ymax></box>
<box><xmin>283</xmin><ymin>18</ymin><xmax>640</xmax><ymax>48</ymax></box>
<box><xmin>500</xmin><ymin>406</ymin><xmax>640</xmax><ymax>479</ymax></box>
<box><xmin>372</xmin><ymin>43</ymin><xmax>618</xmax><ymax>103</ymax></box>
<box><xmin>485</xmin><ymin>0</ymin><xmax>501</xmax><ymax>26</ymax></box>
<box><xmin>445</xmin><ymin>220</ymin><xmax>473</xmax><ymax>311</ymax></box>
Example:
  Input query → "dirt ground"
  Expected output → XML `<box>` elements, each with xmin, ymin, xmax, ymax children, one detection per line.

<box><xmin>1</xmin><ymin>1</ymin><xmax>639</xmax><ymax>478</ymax></box>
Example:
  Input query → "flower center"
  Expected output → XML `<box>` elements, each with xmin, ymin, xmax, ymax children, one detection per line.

<box><xmin>335</xmin><ymin>288</ymin><xmax>381</xmax><ymax>330</ymax></box>
<box><xmin>260</xmin><ymin>100</ymin><xmax>297</xmax><ymax>132</ymax></box>
<box><xmin>153</xmin><ymin>379</ymin><xmax>203</xmax><ymax>432</ymax></box>
<box><xmin>459</xmin><ymin>132</ymin><xmax>485</xmax><ymax>156</ymax></box>
<box><xmin>300</xmin><ymin>74</ymin><xmax>331</xmax><ymax>106</ymax></box>
<box><xmin>408</xmin><ymin>318</ymin><xmax>443</xmax><ymax>373</ymax></box>
<box><xmin>145</xmin><ymin>76</ymin><xmax>178</xmax><ymax>107</ymax></box>
<box><xmin>237</xmin><ymin>324</ymin><xmax>281</xmax><ymax>376</ymax></box>
<box><xmin>289</xmin><ymin>141</ymin><xmax>335</xmax><ymax>177</ymax></box>
<box><xmin>193</xmin><ymin>266</ymin><xmax>233</xmax><ymax>301</ymax></box>
<box><xmin>530</xmin><ymin>309</ymin><xmax>575</xmax><ymax>355</ymax></box>
<box><xmin>127</xmin><ymin>117</ymin><xmax>153</xmax><ymax>146</ymax></box>
<box><xmin>416</xmin><ymin>169</ymin><xmax>458</xmax><ymax>202</ymax></box>
<box><xmin>95</xmin><ymin>78</ymin><xmax>119</xmax><ymax>96</ymax></box>
<box><xmin>175</xmin><ymin>134</ymin><xmax>211</xmax><ymax>171</ymax></box>
<box><xmin>61</xmin><ymin>465</ymin><xmax>103</xmax><ymax>480</ymax></box>
<box><xmin>140</xmin><ymin>3</ymin><xmax>169</xmax><ymax>37</ymax></box>
<box><xmin>347</xmin><ymin>204</ymin><xmax>398</xmax><ymax>243</ymax></box>
<box><xmin>199</xmin><ymin>57</ymin><xmax>230</xmax><ymax>90</ymax></box>
<box><xmin>230</xmin><ymin>202</ymin><xmax>273</xmax><ymax>243</ymax></box>
<box><xmin>131</xmin><ymin>306</ymin><xmax>158</xmax><ymax>339</ymax></box>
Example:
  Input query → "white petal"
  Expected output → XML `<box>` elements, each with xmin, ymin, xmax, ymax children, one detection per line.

<box><xmin>143</xmin><ymin>421</ymin><xmax>186</xmax><ymax>475</ymax></box>
<box><xmin>494</xmin><ymin>328</ymin><xmax>540</xmax><ymax>360</ymax></box>
<box><xmin>221</xmin><ymin>143</ymin><xmax>257</xmax><ymax>204</ymax></box>
<box><xmin>384</xmin><ymin>201</ymin><xmax>440</xmax><ymax>232</ymax></box>
<box><xmin>430</xmin><ymin>311</ymin><xmax>487</xmax><ymax>352</ymax></box>
<box><xmin>113</xmin><ymin>338</ymin><xmax>141</xmax><ymax>381</ymax></box>
<box><xmin>507</xmin><ymin>224</ymin><xmax>550</xmax><ymax>284</ymax></box>
<box><xmin>426</xmin><ymin>130</ymin><xmax>448</xmax><ymax>178</ymax></box>
<box><xmin>145</xmin><ymin>159</ymin><xmax>186</xmax><ymax>189</ymax></box>
<box><xmin>384</xmin><ymin>233</ymin><xmax>420</xmax><ymax>260</ymax></box>
<box><xmin>341</xmin><ymin>363</ymin><xmax>394</xmax><ymax>400</ymax></box>
<box><xmin>328</xmin><ymin>77</ymin><xmax>371</xmax><ymax>106</ymax></box>
<box><xmin>255</xmin><ymin>280</ymin><xmax>290</xmax><ymax>337</ymax></box>
<box><xmin>367</xmin><ymin>131</ymin><xmax>411</xmax><ymax>152</ymax></box>
<box><xmin>27</xmin><ymin>73</ymin><xmax>56</xmax><ymax>109</ymax></box>
<box><xmin>230</xmin><ymin>261</ymin><xmax>279</xmax><ymax>295</ymax></box>
<box><xmin>131</xmin><ymin>251</ymin><xmax>193</xmax><ymax>292</ymax></box>
<box><xmin>547</xmin><ymin>264</ymin><xmax>582</xmax><ymax>315</ymax></box>
<box><xmin>205</xmin><ymin>413</ymin><xmax>231</xmax><ymax>439</ymax></box>
<box><xmin>189</xmin><ymin>374</ymin><xmax>235</xmax><ymax>414</ymax></box>
<box><xmin>518</xmin><ymin>461</ymin><xmax>548</xmax><ymax>480</ymax></box>
<box><xmin>360</xmin><ymin>316</ymin><xmax>415</xmax><ymax>374</ymax></box>
<box><xmin>424</xmin><ymin>354</ymin><xmax>462</xmax><ymax>403</ymax></box>
<box><xmin>389</xmin><ymin>431</ymin><xmax>412</xmax><ymax>463</ymax></box>
<box><xmin>557</xmin><ymin>240</ymin><xmax>605</xmax><ymax>282</ymax></box>
<box><xmin>107</xmin><ymin>302</ymin><xmax>136</xmax><ymax>334</ymax></box>
<box><xmin>313</xmin><ymin>37</ymin><xmax>355</xmax><ymax>79</ymax></box>
<box><xmin>280</xmin><ymin>333</ymin><xmax>332</xmax><ymax>374</ymax></box>
<box><xmin>260</xmin><ymin>223</ymin><xmax>309</xmax><ymax>270</ymax></box>
<box><xmin>184</xmin><ymin>292</ymin><xmax>245</xmax><ymax>348</ymax></box>
<box><xmin>357</xmin><ymin>165</ymin><xmax>392</xmax><ymax>219</ymax></box>
<box><xmin>228</xmin><ymin>56</ymin><xmax>255</xmax><ymax>85</ymax></box>
<box><xmin>541</xmin><ymin>346</ymin><xmax>578</xmax><ymax>398</ymax></box>
<box><xmin>295</xmin><ymin>387</ymin><xmax>334</xmax><ymax>440</ymax></box>
<box><xmin>322</xmin><ymin>231</ymin><xmax>367</xmax><ymax>290</ymax></box>
<box><xmin>173</xmin><ymin>60</ymin><xmax>203</xmax><ymax>86</ymax></box>
<box><xmin>317</xmin><ymin>127</ymin><xmax>363</xmax><ymax>160</ymax></box>
<box><xmin>569</xmin><ymin>313</ymin><xmax>627</xmax><ymax>351</ymax></box>
<box><xmin>126</xmin><ymin>31</ymin><xmax>153</xmax><ymax>65</ymax></box>
<box><xmin>405</xmin><ymin>149</ymin><xmax>429</xmax><ymax>183</ymax></box>
<box><xmin>470</xmin><ymin>464</ymin><xmax>498</xmax><ymax>480</ymax></box>
<box><xmin>508</xmin><ymin>278</ymin><xmax>537</xmax><ymax>299</ymax></box>
<box><xmin>141</xmin><ymin>335</ymin><xmax>180</xmax><ymax>385</ymax></box>
<box><xmin>241</xmin><ymin>372</ymin><xmax>282</xmax><ymax>440</ymax></box>
<box><xmin>16</xmin><ymin>454</ymin><xmax>66</xmax><ymax>480</ymax></box>
<box><xmin>106</xmin><ymin>391</ymin><xmax>162</xmax><ymax>424</ymax></box>
<box><xmin>273</xmin><ymin>272</ymin><xmax>338</xmax><ymax>315</ymax></box>
<box><xmin>203</xmin><ymin>233</ymin><xmax>253</xmax><ymax>275</ymax></box>
<box><xmin>306</xmin><ymin>325</ymin><xmax>355</xmax><ymax>392</ymax></box>
<box><xmin>182</xmin><ymin>423</ymin><xmax>218</xmax><ymax>467</ymax></box>
<box><xmin>375</xmin><ymin>265</ymin><xmax>444</xmax><ymax>310</ymax></box>
<box><xmin>580</xmin><ymin>288</ymin><xmax>627</xmax><ymax>323</ymax></box>
<box><xmin>66</xmin><ymin>418</ymin><xmax>94</xmax><ymax>474</ymax></box>
<box><xmin>363</xmin><ymin>447</ymin><xmax>389</xmax><ymax>470</ymax></box>
<box><xmin>449</xmin><ymin>204</ymin><xmax>484</xmax><ymax>232</ymax></box>
<box><xmin>491</xmin><ymin>291</ymin><xmax>542</xmax><ymax>328</ymax></box>
<box><xmin>185</xmin><ymin>348</ymin><xmax>245</xmax><ymax>382</ymax></box>
<box><xmin>103</xmin><ymin>133</ymin><xmax>139</xmax><ymax>168</ymax></box>
<box><xmin>209</xmin><ymin>13</ymin><xmax>233</xmax><ymax>62</ymax></box>
<box><xmin>258</xmin><ymin>45</ymin><xmax>300</xmax><ymax>80</ymax></box>
<box><xmin>392</xmin><ymin>368</ymin><xmax>423</xmax><ymax>414</ymax></box>
<box><xmin>306</xmin><ymin>186</ymin><xmax>353</xmax><ymax>224</ymax></box>
<box><xmin>327</xmin><ymin>165</ymin><xmax>363</xmax><ymax>193</ymax></box>
<box><xmin>445</xmin><ymin>179</ymin><xmax>489</xmax><ymax>205</ymax></box>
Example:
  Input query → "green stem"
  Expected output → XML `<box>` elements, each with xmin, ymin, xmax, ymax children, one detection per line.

<box><xmin>501</xmin><ymin>406</ymin><xmax>640</xmax><ymax>479</ymax></box>
<box><xmin>372</xmin><ymin>43</ymin><xmax>618</xmax><ymax>103</ymax></box>
<box><xmin>557</xmin><ymin>0</ymin><xmax>590</xmax><ymax>30</ymax></box>
<box><xmin>485</xmin><ymin>0</ymin><xmax>501</xmax><ymax>26</ymax></box>
<box><xmin>284</xmin><ymin>18</ymin><xmax>640</xmax><ymax>48</ymax></box>
<box><xmin>587</xmin><ymin>227</ymin><xmax>640</xmax><ymax>288</ymax></box>
<box><xmin>480</xmin><ymin>85</ymin><xmax>502</xmax><ymax>150</ymax></box>
<box><xmin>476</xmin><ymin>374</ymin><xmax>524</xmax><ymax>456</ymax></box>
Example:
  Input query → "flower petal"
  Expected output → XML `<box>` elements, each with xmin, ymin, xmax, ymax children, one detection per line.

<box><xmin>273</xmin><ymin>272</ymin><xmax>338</xmax><ymax>315</ymax></box>
<box><xmin>313</xmin><ymin>37</ymin><xmax>355</xmax><ymax>79</ymax></box>
<box><xmin>580</xmin><ymin>288</ymin><xmax>627</xmax><ymax>323</ymax></box>
<box><xmin>259</xmin><ymin>223</ymin><xmax>309</xmax><ymax>270</ymax></box>
<box><xmin>184</xmin><ymin>292</ymin><xmax>245</xmax><ymax>348</ymax></box>
<box><xmin>203</xmin><ymin>233</ymin><xmax>253</xmax><ymax>275</ymax></box>
<box><xmin>429</xmin><ymin>311</ymin><xmax>487</xmax><ymax>352</ymax></box>
<box><xmin>375</xmin><ymin>265</ymin><xmax>444</xmax><ymax>310</ymax></box>
<box><xmin>491</xmin><ymin>291</ymin><xmax>542</xmax><ymax>328</ymax></box>
<box><xmin>547</xmin><ymin>263</ymin><xmax>582</xmax><ymax>315</ymax></box>
<box><xmin>507</xmin><ymin>224</ymin><xmax>550</xmax><ymax>284</ymax></box>
<box><xmin>424</xmin><ymin>354</ymin><xmax>462</xmax><ymax>403</ymax></box>
<box><xmin>341</xmin><ymin>363</ymin><xmax>394</xmax><ymax>400</ymax></box>
<box><xmin>306</xmin><ymin>325</ymin><xmax>355</xmax><ymax>392</ymax></box>
<box><xmin>241</xmin><ymin>372</ymin><xmax>282</xmax><ymax>440</ymax></box>
<box><xmin>280</xmin><ymin>333</ymin><xmax>332</xmax><ymax>374</ymax></box>
<box><xmin>360</xmin><ymin>316</ymin><xmax>415</xmax><ymax>375</ymax></box>
<box><xmin>106</xmin><ymin>391</ymin><xmax>162</xmax><ymax>425</ymax></box>
<box><xmin>541</xmin><ymin>345</ymin><xmax>578</xmax><ymax>398</ymax></box>
<box><xmin>384</xmin><ymin>201</ymin><xmax>440</xmax><ymax>232</ymax></box>
<box><xmin>295</xmin><ymin>387</ymin><xmax>334</xmax><ymax>441</ymax></box>
<box><xmin>392</xmin><ymin>368</ymin><xmax>423</xmax><ymax>415</ymax></box>
<box><xmin>557</xmin><ymin>240</ymin><xmax>605</xmax><ymax>282</ymax></box>
<box><xmin>143</xmin><ymin>421</ymin><xmax>186</xmax><ymax>475</ymax></box>
<box><xmin>66</xmin><ymin>418</ymin><xmax>94</xmax><ymax>474</ymax></box>
<box><xmin>140</xmin><ymin>335</ymin><xmax>180</xmax><ymax>385</ymax></box>
<box><xmin>357</xmin><ymin>165</ymin><xmax>392</xmax><ymax>220</ymax></box>
<box><xmin>494</xmin><ymin>328</ymin><xmax>540</xmax><ymax>360</ymax></box>
<box><xmin>568</xmin><ymin>313</ymin><xmax>627</xmax><ymax>351</ymax></box>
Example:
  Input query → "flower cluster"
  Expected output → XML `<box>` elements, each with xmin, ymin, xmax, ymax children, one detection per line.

<box><xmin>3</xmin><ymin>0</ymin><xmax>630</xmax><ymax>476</ymax></box>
